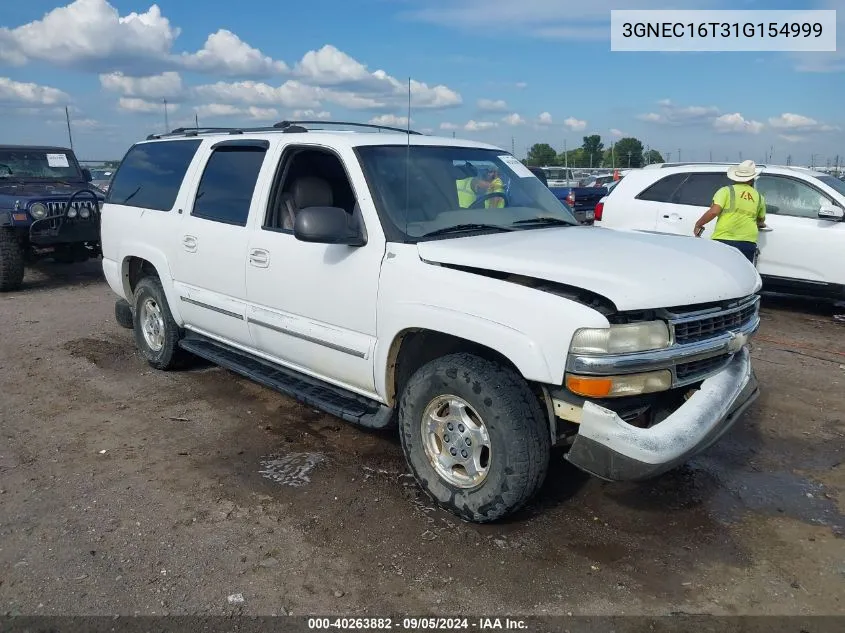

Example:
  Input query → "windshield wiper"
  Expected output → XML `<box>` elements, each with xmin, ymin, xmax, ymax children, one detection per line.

<box><xmin>421</xmin><ymin>223</ymin><xmax>514</xmax><ymax>238</ymax></box>
<box><xmin>511</xmin><ymin>217</ymin><xmax>576</xmax><ymax>228</ymax></box>
<box><xmin>119</xmin><ymin>185</ymin><xmax>142</xmax><ymax>205</ymax></box>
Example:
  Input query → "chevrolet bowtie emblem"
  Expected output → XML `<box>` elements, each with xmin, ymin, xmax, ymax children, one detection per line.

<box><xmin>726</xmin><ymin>331</ymin><xmax>747</xmax><ymax>353</ymax></box>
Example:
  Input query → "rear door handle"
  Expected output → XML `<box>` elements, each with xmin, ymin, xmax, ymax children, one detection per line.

<box><xmin>182</xmin><ymin>235</ymin><xmax>198</xmax><ymax>252</ymax></box>
<box><xmin>249</xmin><ymin>248</ymin><xmax>270</xmax><ymax>268</ymax></box>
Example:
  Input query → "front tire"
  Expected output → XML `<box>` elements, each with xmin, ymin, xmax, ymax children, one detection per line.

<box><xmin>132</xmin><ymin>276</ymin><xmax>186</xmax><ymax>370</ymax></box>
<box><xmin>0</xmin><ymin>229</ymin><xmax>25</xmax><ymax>292</ymax></box>
<box><xmin>398</xmin><ymin>353</ymin><xmax>551</xmax><ymax>523</ymax></box>
<box><xmin>114</xmin><ymin>298</ymin><xmax>134</xmax><ymax>329</ymax></box>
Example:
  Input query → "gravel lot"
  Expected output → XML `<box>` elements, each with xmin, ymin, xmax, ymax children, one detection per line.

<box><xmin>1</xmin><ymin>261</ymin><xmax>843</xmax><ymax>616</ymax></box>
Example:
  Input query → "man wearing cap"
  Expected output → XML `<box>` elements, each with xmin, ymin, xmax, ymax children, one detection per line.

<box><xmin>693</xmin><ymin>160</ymin><xmax>768</xmax><ymax>263</ymax></box>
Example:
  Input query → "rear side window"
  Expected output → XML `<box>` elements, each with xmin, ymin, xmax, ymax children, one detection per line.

<box><xmin>673</xmin><ymin>173</ymin><xmax>733</xmax><ymax>206</ymax></box>
<box><xmin>635</xmin><ymin>173</ymin><xmax>687</xmax><ymax>202</ymax></box>
<box><xmin>106</xmin><ymin>140</ymin><xmax>202</xmax><ymax>211</ymax></box>
<box><xmin>191</xmin><ymin>145</ymin><xmax>267</xmax><ymax>226</ymax></box>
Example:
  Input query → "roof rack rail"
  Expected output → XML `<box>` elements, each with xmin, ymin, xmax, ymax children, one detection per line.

<box><xmin>144</xmin><ymin>119</ymin><xmax>424</xmax><ymax>141</ymax></box>
<box><xmin>273</xmin><ymin>120</ymin><xmax>423</xmax><ymax>135</ymax></box>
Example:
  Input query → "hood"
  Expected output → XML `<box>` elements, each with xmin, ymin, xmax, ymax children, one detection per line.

<box><xmin>416</xmin><ymin>226</ymin><xmax>761</xmax><ymax>311</ymax></box>
<box><xmin>0</xmin><ymin>181</ymin><xmax>102</xmax><ymax>204</ymax></box>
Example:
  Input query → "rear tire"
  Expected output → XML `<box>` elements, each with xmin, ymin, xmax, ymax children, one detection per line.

<box><xmin>0</xmin><ymin>229</ymin><xmax>25</xmax><ymax>292</ymax></box>
<box><xmin>114</xmin><ymin>298</ymin><xmax>134</xmax><ymax>329</ymax></box>
<box><xmin>132</xmin><ymin>276</ymin><xmax>186</xmax><ymax>370</ymax></box>
<box><xmin>398</xmin><ymin>353</ymin><xmax>551</xmax><ymax>523</ymax></box>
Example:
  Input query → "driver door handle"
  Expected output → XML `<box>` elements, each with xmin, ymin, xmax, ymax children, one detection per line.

<box><xmin>249</xmin><ymin>248</ymin><xmax>270</xmax><ymax>268</ymax></box>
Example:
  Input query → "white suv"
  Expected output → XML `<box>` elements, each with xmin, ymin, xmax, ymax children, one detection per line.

<box><xmin>597</xmin><ymin>163</ymin><xmax>845</xmax><ymax>300</ymax></box>
<box><xmin>101</xmin><ymin>122</ymin><xmax>762</xmax><ymax>522</ymax></box>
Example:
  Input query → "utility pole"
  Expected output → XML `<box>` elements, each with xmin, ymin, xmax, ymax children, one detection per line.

<box><xmin>511</xmin><ymin>136</ymin><xmax>515</xmax><ymax>155</ymax></box>
<box><xmin>564</xmin><ymin>139</ymin><xmax>569</xmax><ymax>185</ymax></box>
<box><xmin>739</xmin><ymin>151</ymin><xmax>743</xmax><ymax>161</ymax></box>
<box><xmin>163</xmin><ymin>98</ymin><xmax>169</xmax><ymax>132</ymax></box>
<box><xmin>65</xmin><ymin>106</ymin><xmax>74</xmax><ymax>151</ymax></box>
<box><xmin>627</xmin><ymin>152</ymin><xmax>631</xmax><ymax>168</ymax></box>
<box><xmin>678</xmin><ymin>148</ymin><xmax>681</xmax><ymax>162</ymax></box>
<box><xmin>786</xmin><ymin>154</ymin><xmax>792</xmax><ymax>166</ymax></box>
<box><xmin>195</xmin><ymin>113</ymin><xmax>199</xmax><ymax>130</ymax></box>
<box><xmin>709</xmin><ymin>150</ymin><xmax>712</xmax><ymax>162</ymax></box>
<box><xmin>611</xmin><ymin>142</ymin><xmax>615</xmax><ymax>169</ymax></box>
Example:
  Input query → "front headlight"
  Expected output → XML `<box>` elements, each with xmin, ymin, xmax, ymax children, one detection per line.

<box><xmin>29</xmin><ymin>202</ymin><xmax>47</xmax><ymax>220</ymax></box>
<box><xmin>570</xmin><ymin>321</ymin><xmax>671</xmax><ymax>355</ymax></box>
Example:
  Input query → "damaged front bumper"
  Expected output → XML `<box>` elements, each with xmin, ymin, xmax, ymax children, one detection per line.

<box><xmin>564</xmin><ymin>347</ymin><xmax>759</xmax><ymax>481</ymax></box>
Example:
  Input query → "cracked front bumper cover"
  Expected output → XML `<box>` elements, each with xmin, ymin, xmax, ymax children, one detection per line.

<box><xmin>565</xmin><ymin>347</ymin><xmax>759</xmax><ymax>481</ymax></box>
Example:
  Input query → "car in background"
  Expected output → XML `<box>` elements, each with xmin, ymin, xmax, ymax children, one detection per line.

<box><xmin>548</xmin><ymin>186</ymin><xmax>602</xmax><ymax>225</ymax></box>
<box><xmin>88</xmin><ymin>168</ymin><xmax>114</xmax><ymax>193</ymax></box>
<box><xmin>0</xmin><ymin>144</ymin><xmax>104</xmax><ymax>291</ymax></box>
<box><xmin>597</xmin><ymin>162</ymin><xmax>845</xmax><ymax>300</ymax></box>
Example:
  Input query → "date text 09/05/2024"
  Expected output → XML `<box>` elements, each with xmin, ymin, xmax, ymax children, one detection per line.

<box><xmin>307</xmin><ymin>617</ymin><xmax>528</xmax><ymax>630</ymax></box>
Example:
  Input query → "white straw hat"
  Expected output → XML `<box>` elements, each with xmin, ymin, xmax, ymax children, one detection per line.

<box><xmin>727</xmin><ymin>159</ymin><xmax>759</xmax><ymax>182</ymax></box>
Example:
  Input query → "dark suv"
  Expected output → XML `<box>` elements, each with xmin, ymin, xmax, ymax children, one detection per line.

<box><xmin>0</xmin><ymin>145</ymin><xmax>105</xmax><ymax>291</ymax></box>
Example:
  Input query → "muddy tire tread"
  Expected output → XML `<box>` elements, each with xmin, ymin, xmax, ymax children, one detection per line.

<box><xmin>0</xmin><ymin>229</ymin><xmax>25</xmax><ymax>292</ymax></box>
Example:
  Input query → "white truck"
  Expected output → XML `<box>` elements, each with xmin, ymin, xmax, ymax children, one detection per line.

<box><xmin>101</xmin><ymin>121</ymin><xmax>762</xmax><ymax>522</ymax></box>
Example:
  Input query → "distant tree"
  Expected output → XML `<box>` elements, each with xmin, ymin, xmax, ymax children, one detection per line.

<box><xmin>581</xmin><ymin>135</ymin><xmax>604</xmax><ymax>168</ymax></box>
<box><xmin>526</xmin><ymin>143</ymin><xmax>558</xmax><ymax>166</ymax></box>
<box><xmin>613</xmin><ymin>137</ymin><xmax>645</xmax><ymax>168</ymax></box>
<box><xmin>558</xmin><ymin>148</ymin><xmax>587</xmax><ymax>167</ymax></box>
<box><xmin>644</xmin><ymin>149</ymin><xmax>664</xmax><ymax>164</ymax></box>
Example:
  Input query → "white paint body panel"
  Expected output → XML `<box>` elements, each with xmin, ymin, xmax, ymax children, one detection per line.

<box><xmin>600</xmin><ymin>164</ymin><xmax>845</xmax><ymax>288</ymax></box>
<box><xmin>102</xmin><ymin>134</ymin><xmax>762</xmax><ymax>403</ymax></box>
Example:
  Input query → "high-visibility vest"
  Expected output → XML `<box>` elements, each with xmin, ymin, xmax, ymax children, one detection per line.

<box><xmin>456</xmin><ymin>177</ymin><xmax>476</xmax><ymax>207</ymax></box>
<box><xmin>485</xmin><ymin>177</ymin><xmax>504</xmax><ymax>208</ymax></box>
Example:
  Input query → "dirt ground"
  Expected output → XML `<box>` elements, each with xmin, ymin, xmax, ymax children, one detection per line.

<box><xmin>1</xmin><ymin>260</ymin><xmax>843</xmax><ymax>617</ymax></box>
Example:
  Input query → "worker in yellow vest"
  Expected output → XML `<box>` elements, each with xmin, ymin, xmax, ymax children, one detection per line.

<box><xmin>693</xmin><ymin>160</ymin><xmax>768</xmax><ymax>263</ymax></box>
<box><xmin>484</xmin><ymin>167</ymin><xmax>505</xmax><ymax>208</ymax></box>
<box><xmin>456</xmin><ymin>175</ymin><xmax>478</xmax><ymax>208</ymax></box>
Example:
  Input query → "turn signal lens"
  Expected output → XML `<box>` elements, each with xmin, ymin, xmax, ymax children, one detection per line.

<box><xmin>566</xmin><ymin>370</ymin><xmax>672</xmax><ymax>398</ymax></box>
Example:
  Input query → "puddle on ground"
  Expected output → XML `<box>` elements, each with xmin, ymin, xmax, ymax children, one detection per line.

<box><xmin>689</xmin><ymin>456</ymin><xmax>844</xmax><ymax>534</ymax></box>
<box><xmin>259</xmin><ymin>452</ymin><xmax>327</xmax><ymax>487</ymax></box>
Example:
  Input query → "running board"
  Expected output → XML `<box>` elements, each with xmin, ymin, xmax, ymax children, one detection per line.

<box><xmin>179</xmin><ymin>333</ymin><xmax>395</xmax><ymax>430</ymax></box>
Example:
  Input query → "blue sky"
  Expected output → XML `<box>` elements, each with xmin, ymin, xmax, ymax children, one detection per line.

<box><xmin>0</xmin><ymin>0</ymin><xmax>842</xmax><ymax>165</ymax></box>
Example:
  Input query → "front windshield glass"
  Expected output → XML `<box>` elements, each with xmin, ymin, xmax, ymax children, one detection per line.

<box><xmin>355</xmin><ymin>145</ymin><xmax>579</xmax><ymax>241</ymax></box>
<box><xmin>0</xmin><ymin>149</ymin><xmax>82</xmax><ymax>180</ymax></box>
<box><xmin>817</xmin><ymin>175</ymin><xmax>845</xmax><ymax>197</ymax></box>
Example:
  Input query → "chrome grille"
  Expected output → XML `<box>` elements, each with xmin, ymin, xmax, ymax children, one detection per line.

<box><xmin>676</xmin><ymin>354</ymin><xmax>731</xmax><ymax>382</ymax></box>
<box><xmin>669</xmin><ymin>295</ymin><xmax>759</xmax><ymax>346</ymax></box>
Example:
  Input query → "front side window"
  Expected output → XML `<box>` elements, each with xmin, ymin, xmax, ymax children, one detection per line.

<box><xmin>107</xmin><ymin>140</ymin><xmax>202</xmax><ymax>211</ymax></box>
<box><xmin>673</xmin><ymin>173</ymin><xmax>734</xmax><ymax>207</ymax></box>
<box><xmin>355</xmin><ymin>145</ymin><xmax>578</xmax><ymax>242</ymax></box>
<box><xmin>0</xmin><ymin>148</ymin><xmax>83</xmax><ymax>181</ymax></box>
<box><xmin>756</xmin><ymin>175</ymin><xmax>833</xmax><ymax>219</ymax></box>
<box><xmin>191</xmin><ymin>146</ymin><xmax>267</xmax><ymax>226</ymax></box>
<box><xmin>815</xmin><ymin>175</ymin><xmax>845</xmax><ymax>198</ymax></box>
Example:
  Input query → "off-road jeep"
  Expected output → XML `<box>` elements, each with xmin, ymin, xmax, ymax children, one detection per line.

<box><xmin>101</xmin><ymin>121</ymin><xmax>762</xmax><ymax>522</ymax></box>
<box><xmin>0</xmin><ymin>145</ymin><xmax>104</xmax><ymax>291</ymax></box>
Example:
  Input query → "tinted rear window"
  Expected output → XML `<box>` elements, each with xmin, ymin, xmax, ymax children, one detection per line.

<box><xmin>191</xmin><ymin>146</ymin><xmax>267</xmax><ymax>226</ymax></box>
<box><xmin>674</xmin><ymin>173</ymin><xmax>733</xmax><ymax>206</ymax></box>
<box><xmin>635</xmin><ymin>173</ymin><xmax>687</xmax><ymax>202</ymax></box>
<box><xmin>106</xmin><ymin>140</ymin><xmax>202</xmax><ymax>211</ymax></box>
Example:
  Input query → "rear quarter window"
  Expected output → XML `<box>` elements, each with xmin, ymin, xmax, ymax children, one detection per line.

<box><xmin>106</xmin><ymin>139</ymin><xmax>202</xmax><ymax>211</ymax></box>
<box><xmin>673</xmin><ymin>173</ymin><xmax>734</xmax><ymax>207</ymax></box>
<box><xmin>635</xmin><ymin>173</ymin><xmax>687</xmax><ymax>202</ymax></box>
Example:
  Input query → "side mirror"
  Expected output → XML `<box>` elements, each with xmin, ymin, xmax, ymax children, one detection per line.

<box><xmin>293</xmin><ymin>206</ymin><xmax>366</xmax><ymax>246</ymax></box>
<box><xmin>818</xmin><ymin>204</ymin><xmax>844</xmax><ymax>221</ymax></box>
<box><xmin>81</xmin><ymin>167</ymin><xmax>92</xmax><ymax>182</ymax></box>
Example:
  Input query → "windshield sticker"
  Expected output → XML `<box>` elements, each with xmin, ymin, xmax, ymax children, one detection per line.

<box><xmin>498</xmin><ymin>154</ymin><xmax>535</xmax><ymax>179</ymax></box>
<box><xmin>46</xmin><ymin>153</ymin><xmax>70</xmax><ymax>168</ymax></box>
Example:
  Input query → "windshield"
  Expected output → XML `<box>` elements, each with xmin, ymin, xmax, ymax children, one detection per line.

<box><xmin>0</xmin><ymin>149</ymin><xmax>82</xmax><ymax>180</ymax></box>
<box><xmin>355</xmin><ymin>145</ymin><xmax>579</xmax><ymax>241</ymax></box>
<box><xmin>817</xmin><ymin>175</ymin><xmax>845</xmax><ymax>198</ymax></box>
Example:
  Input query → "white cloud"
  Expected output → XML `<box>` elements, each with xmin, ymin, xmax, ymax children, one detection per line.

<box><xmin>192</xmin><ymin>79</ymin><xmax>325</xmax><ymax>109</ymax></box>
<box><xmin>0</xmin><ymin>77</ymin><xmax>69</xmax><ymax>105</ymax></box>
<box><xmin>768</xmin><ymin>113</ymin><xmax>838</xmax><ymax>132</ymax></box>
<box><xmin>713</xmin><ymin>113</ymin><xmax>764</xmax><ymax>134</ymax></box>
<box><xmin>178</xmin><ymin>30</ymin><xmax>288</xmax><ymax>76</ymax></box>
<box><xmin>478</xmin><ymin>98</ymin><xmax>508</xmax><ymax>111</ymax></box>
<box><xmin>610</xmin><ymin>128</ymin><xmax>625</xmax><ymax>138</ymax></box>
<box><xmin>464</xmin><ymin>120</ymin><xmax>498</xmax><ymax>132</ymax></box>
<box><xmin>778</xmin><ymin>134</ymin><xmax>806</xmax><ymax>143</ymax></box>
<box><xmin>502</xmin><ymin>113</ymin><xmax>526</xmax><ymax>126</ymax></box>
<box><xmin>368</xmin><ymin>114</ymin><xmax>412</xmax><ymax>127</ymax></box>
<box><xmin>440</xmin><ymin>122</ymin><xmax>459</xmax><ymax>130</ymax></box>
<box><xmin>292</xmin><ymin>44</ymin><xmax>461</xmax><ymax>110</ymax></box>
<box><xmin>0</xmin><ymin>0</ymin><xmax>180</xmax><ymax>72</ymax></box>
<box><xmin>563</xmin><ymin>116</ymin><xmax>587</xmax><ymax>131</ymax></box>
<box><xmin>537</xmin><ymin>112</ymin><xmax>553</xmax><ymax>125</ymax></box>
<box><xmin>100</xmin><ymin>71</ymin><xmax>183</xmax><ymax>100</ymax></box>
<box><xmin>292</xmin><ymin>109</ymin><xmax>331</xmax><ymax>120</ymax></box>
<box><xmin>638</xmin><ymin>100</ymin><xmax>721</xmax><ymax>126</ymax></box>
<box><xmin>515</xmin><ymin>82</ymin><xmax>528</xmax><ymax>89</ymax></box>
<box><xmin>193</xmin><ymin>103</ymin><xmax>279</xmax><ymax>120</ymax></box>
<box><xmin>118</xmin><ymin>97</ymin><xmax>173</xmax><ymax>114</ymax></box>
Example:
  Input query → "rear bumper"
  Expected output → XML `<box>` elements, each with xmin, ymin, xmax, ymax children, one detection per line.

<box><xmin>565</xmin><ymin>347</ymin><xmax>758</xmax><ymax>481</ymax></box>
